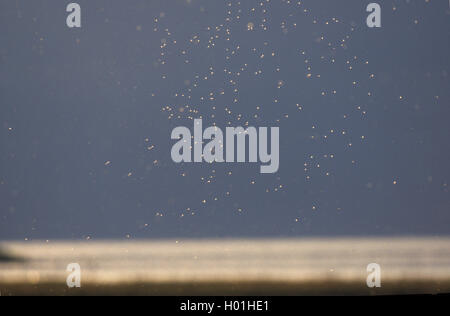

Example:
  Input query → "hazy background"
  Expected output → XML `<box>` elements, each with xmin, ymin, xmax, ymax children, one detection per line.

<box><xmin>1</xmin><ymin>0</ymin><xmax>449</xmax><ymax>240</ymax></box>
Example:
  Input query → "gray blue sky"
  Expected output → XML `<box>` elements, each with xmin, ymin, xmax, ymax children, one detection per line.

<box><xmin>1</xmin><ymin>0</ymin><xmax>449</xmax><ymax>239</ymax></box>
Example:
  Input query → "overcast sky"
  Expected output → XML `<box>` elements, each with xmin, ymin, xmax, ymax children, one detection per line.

<box><xmin>1</xmin><ymin>0</ymin><xmax>449</xmax><ymax>240</ymax></box>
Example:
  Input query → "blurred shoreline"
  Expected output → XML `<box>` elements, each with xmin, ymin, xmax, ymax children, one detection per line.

<box><xmin>1</xmin><ymin>237</ymin><xmax>450</xmax><ymax>295</ymax></box>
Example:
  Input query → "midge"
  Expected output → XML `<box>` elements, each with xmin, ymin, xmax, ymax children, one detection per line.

<box><xmin>171</xmin><ymin>119</ymin><xmax>279</xmax><ymax>174</ymax></box>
